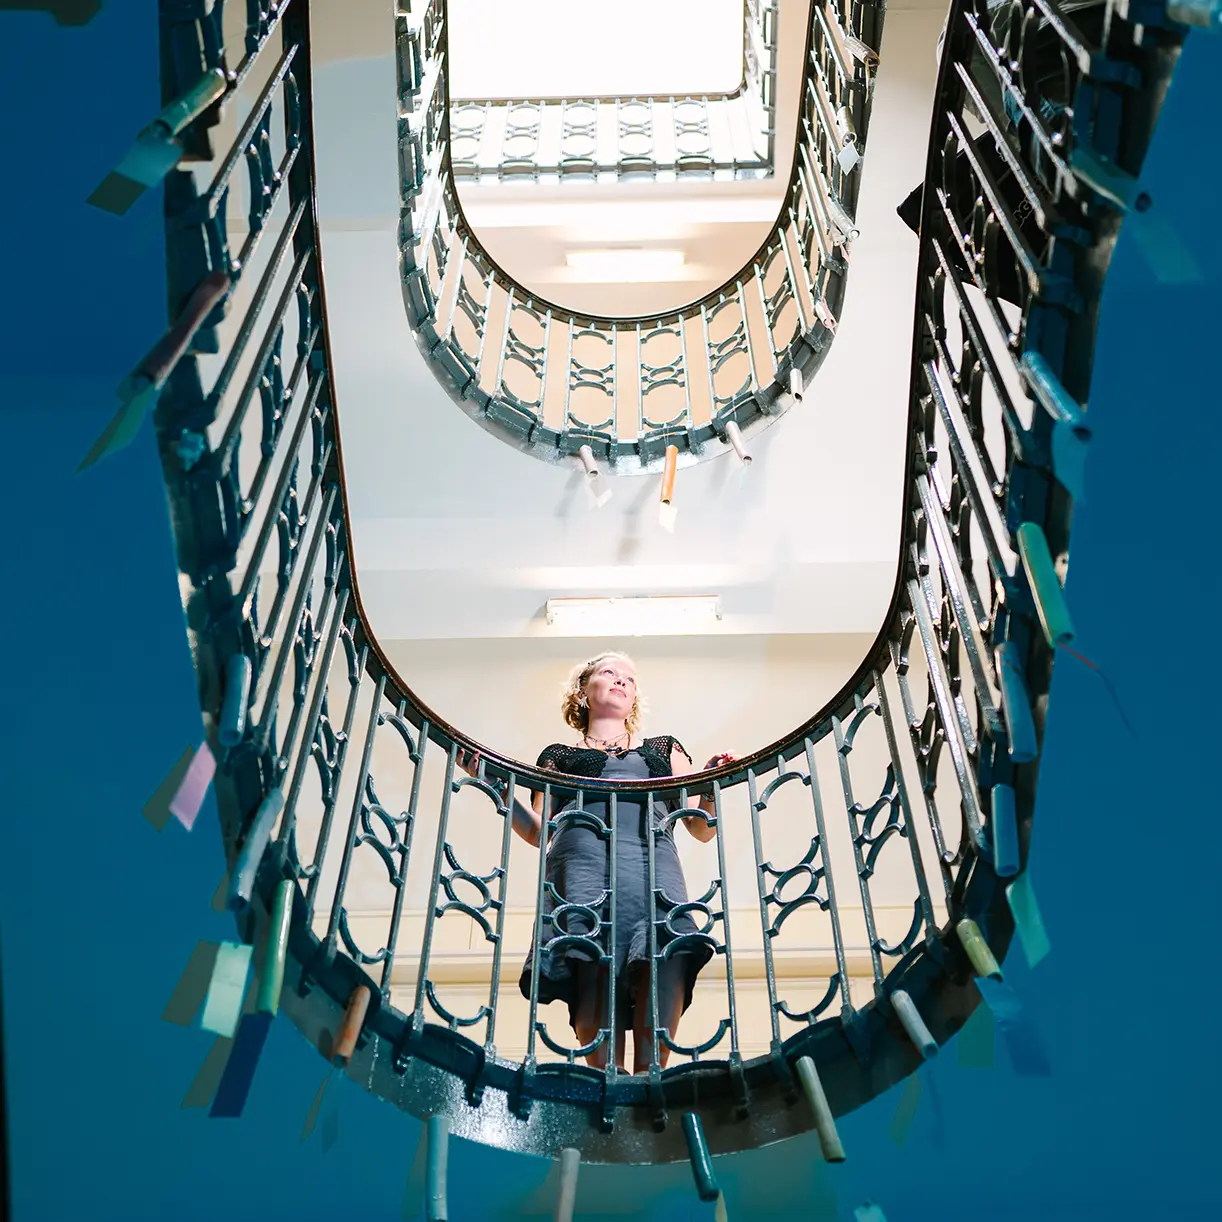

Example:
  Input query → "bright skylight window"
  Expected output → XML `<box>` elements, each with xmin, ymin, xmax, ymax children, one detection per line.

<box><xmin>447</xmin><ymin>0</ymin><xmax>745</xmax><ymax>99</ymax></box>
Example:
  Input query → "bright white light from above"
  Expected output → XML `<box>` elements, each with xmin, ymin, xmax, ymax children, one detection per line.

<box><xmin>565</xmin><ymin>249</ymin><xmax>686</xmax><ymax>282</ymax></box>
<box><xmin>545</xmin><ymin>596</ymin><xmax>722</xmax><ymax>637</ymax></box>
<box><xmin>447</xmin><ymin>0</ymin><xmax>743</xmax><ymax>99</ymax></box>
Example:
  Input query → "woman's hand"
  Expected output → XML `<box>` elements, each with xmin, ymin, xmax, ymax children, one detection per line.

<box><xmin>455</xmin><ymin>747</ymin><xmax>482</xmax><ymax>779</ymax></box>
<box><xmin>456</xmin><ymin>746</ymin><xmax>541</xmax><ymax>846</ymax></box>
<box><xmin>680</xmin><ymin>752</ymin><xmax>736</xmax><ymax>843</ymax></box>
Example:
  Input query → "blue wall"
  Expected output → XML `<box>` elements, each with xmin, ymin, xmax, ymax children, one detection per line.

<box><xmin>1</xmin><ymin>6</ymin><xmax>1219</xmax><ymax>1220</ymax></box>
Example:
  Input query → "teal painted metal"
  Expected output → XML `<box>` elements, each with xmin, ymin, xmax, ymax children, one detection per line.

<box><xmin>218</xmin><ymin>655</ymin><xmax>252</xmax><ymax>748</ymax></box>
<box><xmin>997</xmin><ymin>643</ymin><xmax>1039</xmax><ymax>765</ymax></box>
<box><xmin>681</xmin><ymin>1112</ymin><xmax>719</xmax><ymax>1202</ymax></box>
<box><xmin>425</xmin><ymin>1114</ymin><xmax>449</xmax><ymax>1222</ymax></box>
<box><xmin>125</xmin><ymin>0</ymin><xmax>1186</xmax><ymax>1167</ymax></box>
<box><xmin>990</xmin><ymin>783</ymin><xmax>1020</xmax><ymax>879</ymax></box>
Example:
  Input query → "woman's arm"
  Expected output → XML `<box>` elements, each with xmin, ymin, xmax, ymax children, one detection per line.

<box><xmin>455</xmin><ymin>749</ymin><xmax>543</xmax><ymax>847</ymax></box>
<box><xmin>508</xmin><ymin>785</ymin><xmax>545</xmax><ymax>848</ymax></box>
<box><xmin>669</xmin><ymin>743</ymin><xmax>733</xmax><ymax>844</ymax></box>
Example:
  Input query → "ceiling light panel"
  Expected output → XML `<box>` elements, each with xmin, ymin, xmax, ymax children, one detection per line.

<box><xmin>565</xmin><ymin>249</ymin><xmax>686</xmax><ymax>282</ymax></box>
<box><xmin>545</xmin><ymin>595</ymin><xmax>722</xmax><ymax>636</ymax></box>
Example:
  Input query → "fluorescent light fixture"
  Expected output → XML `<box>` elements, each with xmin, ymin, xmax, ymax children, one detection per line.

<box><xmin>545</xmin><ymin>595</ymin><xmax>722</xmax><ymax>637</ymax></box>
<box><xmin>565</xmin><ymin>248</ymin><xmax>685</xmax><ymax>283</ymax></box>
<box><xmin>461</xmin><ymin>197</ymin><xmax>784</xmax><ymax>235</ymax></box>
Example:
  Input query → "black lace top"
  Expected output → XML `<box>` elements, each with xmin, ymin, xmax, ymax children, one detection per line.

<box><xmin>536</xmin><ymin>735</ymin><xmax>693</xmax><ymax>780</ymax></box>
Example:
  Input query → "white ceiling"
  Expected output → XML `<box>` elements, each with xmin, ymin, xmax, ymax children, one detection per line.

<box><xmin>309</xmin><ymin>0</ymin><xmax>947</xmax><ymax>642</ymax></box>
<box><xmin>445</xmin><ymin>0</ymin><xmax>745</xmax><ymax>99</ymax></box>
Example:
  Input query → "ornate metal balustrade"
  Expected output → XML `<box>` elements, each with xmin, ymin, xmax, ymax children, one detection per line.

<box><xmin>141</xmin><ymin>0</ymin><xmax>1189</xmax><ymax>1166</ymax></box>
<box><xmin>397</xmin><ymin>0</ymin><xmax>882</xmax><ymax>471</ymax></box>
<box><xmin>448</xmin><ymin>0</ymin><xmax>780</xmax><ymax>184</ymax></box>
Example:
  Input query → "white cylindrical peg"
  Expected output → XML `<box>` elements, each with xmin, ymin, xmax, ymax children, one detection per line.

<box><xmin>826</xmin><ymin>195</ymin><xmax>860</xmax><ymax>243</ymax></box>
<box><xmin>795</xmin><ymin>1055</ymin><xmax>846</xmax><ymax>1162</ymax></box>
<box><xmin>834</xmin><ymin>104</ymin><xmax>857</xmax><ymax>148</ymax></box>
<box><xmin>577</xmin><ymin>444</ymin><xmax>598</xmax><ymax>478</ymax></box>
<box><xmin>892</xmin><ymin>989</ymin><xmax>938</xmax><ymax>1060</ymax></box>
<box><xmin>723</xmin><ymin>420</ymin><xmax>752</xmax><ymax>465</ymax></box>
<box><xmin>789</xmin><ymin>368</ymin><xmax>804</xmax><ymax>402</ymax></box>
<box><xmin>554</xmin><ymin>1147</ymin><xmax>580</xmax><ymax>1222</ymax></box>
<box><xmin>841</xmin><ymin>34</ymin><xmax>878</xmax><ymax>67</ymax></box>
<box><xmin>425</xmin><ymin>1115</ymin><xmax>449</xmax><ymax>1222</ymax></box>
<box><xmin>815</xmin><ymin>297</ymin><xmax>837</xmax><ymax>333</ymax></box>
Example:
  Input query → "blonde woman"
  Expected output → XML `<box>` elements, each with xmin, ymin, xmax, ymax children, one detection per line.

<box><xmin>460</xmin><ymin>651</ymin><xmax>733</xmax><ymax>1073</ymax></box>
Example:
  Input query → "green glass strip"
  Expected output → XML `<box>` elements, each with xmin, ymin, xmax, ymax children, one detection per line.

<box><xmin>1017</xmin><ymin>521</ymin><xmax>1076</xmax><ymax>648</ymax></box>
<box><xmin>1006</xmin><ymin>873</ymin><xmax>1052</xmax><ymax>968</ymax></box>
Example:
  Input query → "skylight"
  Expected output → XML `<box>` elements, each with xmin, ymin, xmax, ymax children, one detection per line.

<box><xmin>446</xmin><ymin>0</ymin><xmax>745</xmax><ymax>100</ymax></box>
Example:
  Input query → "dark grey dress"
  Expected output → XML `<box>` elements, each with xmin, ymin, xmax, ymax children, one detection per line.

<box><xmin>518</xmin><ymin>736</ymin><xmax>715</xmax><ymax>1029</ymax></box>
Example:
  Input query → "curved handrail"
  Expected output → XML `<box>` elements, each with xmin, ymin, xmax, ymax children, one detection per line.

<box><xmin>396</xmin><ymin>0</ymin><xmax>881</xmax><ymax>472</ymax></box>
<box><xmin>140</xmin><ymin>0</ymin><xmax>1187</xmax><ymax>1166</ymax></box>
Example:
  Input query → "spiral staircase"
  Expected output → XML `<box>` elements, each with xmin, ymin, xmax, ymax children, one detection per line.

<box><xmin>3</xmin><ymin>0</ymin><xmax>1220</xmax><ymax>1219</ymax></box>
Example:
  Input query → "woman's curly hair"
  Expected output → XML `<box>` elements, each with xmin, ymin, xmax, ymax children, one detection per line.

<box><xmin>560</xmin><ymin>651</ymin><xmax>645</xmax><ymax>736</ymax></box>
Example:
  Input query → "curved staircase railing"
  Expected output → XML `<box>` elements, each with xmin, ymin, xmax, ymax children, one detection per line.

<box><xmin>449</xmin><ymin>0</ymin><xmax>782</xmax><ymax>184</ymax></box>
<box><xmin>134</xmin><ymin>0</ymin><xmax>1189</xmax><ymax>1165</ymax></box>
<box><xmin>396</xmin><ymin>0</ymin><xmax>882</xmax><ymax>472</ymax></box>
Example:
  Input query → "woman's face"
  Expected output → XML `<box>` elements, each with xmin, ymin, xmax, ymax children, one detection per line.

<box><xmin>583</xmin><ymin>657</ymin><xmax>637</xmax><ymax>719</ymax></box>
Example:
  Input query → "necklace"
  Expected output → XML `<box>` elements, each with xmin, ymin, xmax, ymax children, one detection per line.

<box><xmin>582</xmin><ymin>730</ymin><xmax>630</xmax><ymax>754</ymax></box>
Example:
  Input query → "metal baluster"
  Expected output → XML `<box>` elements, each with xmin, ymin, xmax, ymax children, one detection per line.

<box><xmin>253</xmin><ymin>484</ymin><xmax>337</xmax><ymax>750</ymax></box>
<box><xmin>235</xmin><ymin>372</ymin><xmax>325</xmax><ymax>627</ymax></box>
<box><xmin>442</xmin><ymin>233</ymin><xmax>468</xmax><ymax>342</ymax></box>
<box><xmin>872</xmin><ymin>667</ymin><xmax>940</xmax><ymax>933</ymax></box>
<box><xmin>563</xmin><ymin>319</ymin><xmax>576</xmax><ymax>426</ymax></box>
<box><xmin>494</xmin><ymin>287</ymin><xmax>515</xmax><ymax>401</ymax></box>
<box><xmin>323</xmin><ymin>673</ymin><xmax>387</xmax><ymax>958</ymax></box>
<box><xmin>412</xmin><ymin>742</ymin><xmax>460</xmax><ymax>1032</ymax></box>
<box><xmin>777</xmin><ymin>223</ymin><xmax>810</xmax><ymax>336</ymax></box>
<box><xmin>634</xmin><ymin>323</ymin><xmax>644</xmax><ymax>440</ymax></box>
<box><xmin>736</xmin><ymin>280</ymin><xmax>763</xmax><ymax>400</ymax></box>
<box><xmin>539</xmin><ymin>308</ymin><xmax>553</xmax><ymax>416</ymax></box>
<box><xmin>677</xmin><ymin>315</ymin><xmax>693</xmax><ymax>431</ymax></box>
<box><xmin>378</xmin><ymin>713</ymin><xmax>429</xmax><ymax>998</ymax></box>
<box><xmin>802</xmin><ymin>736</ymin><xmax>854</xmax><ymax>1019</ymax></box>
<box><xmin>906</xmin><ymin>577</ymin><xmax>988</xmax><ymax>853</ymax></box>
<box><xmin>745</xmin><ymin>768</ymin><xmax>783</xmax><ymax>1055</ymax></box>
<box><xmin>472</xmin><ymin>260</ymin><xmax>497</xmax><ymax>387</ymax></box>
<box><xmin>832</xmin><ymin>707</ymin><xmax>885</xmax><ymax>991</ymax></box>
<box><xmin>606</xmin><ymin>789</ymin><xmax>619</xmax><ymax>1084</ymax></box>
<box><xmin>303</xmin><ymin>631</ymin><xmax>368</xmax><ymax>918</ymax></box>
<box><xmin>482</xmin><ymin>770</ymin><xmax>518</xmax><ymax>1057</ymax></box>
<box><xmin>645</xmin><ymin>787</ymin><xmax>662</xmax><ymax>1092</ymax></box>
<box><xmin>275</xmin><ymin>584</ymin><xmax>350</xmax><ymax>872</ymax></box>
<box><xmin>218</xmin><ymin>246</ymin><xmax>311</xmax><ymax>465</ymax></box>
<box><xmin>523</xmin><ymin>780</ymin><xmax>553</xmax><ymax>1069</ymax></box>
<box><xmin>710</xmin><ymin>780</ymin><xmax>742</xmax><ymax>1071</ymax></box>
